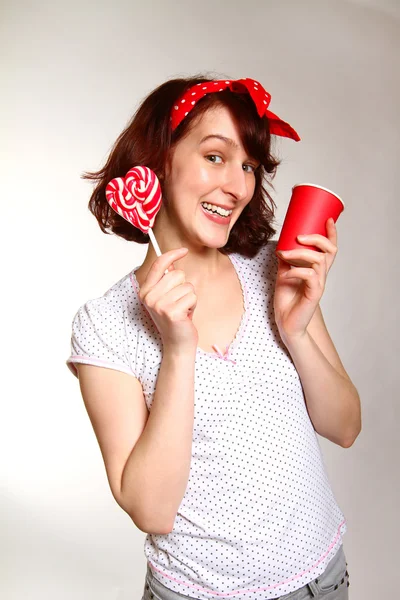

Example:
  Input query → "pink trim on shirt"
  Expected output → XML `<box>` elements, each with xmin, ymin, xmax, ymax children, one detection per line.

<box><xmin>66</xmin><ymin>356</ymin><xmax>136</xmax><ymax>378</ymax></box>
<box><xmin>148</xmin><ymin>520</ymin><xmax>347</xmax><ymax>597</ymax></box>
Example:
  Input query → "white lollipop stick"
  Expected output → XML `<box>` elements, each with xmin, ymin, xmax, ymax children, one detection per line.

<box><xmin>147</xmin><ymin>228</ymin><xmax>169</xmax><ymax>276</ymax></box>
<box><xmin>105</xmin><ymin>166</ymin><xmax>171</xmax><ymax>275</ymax></box>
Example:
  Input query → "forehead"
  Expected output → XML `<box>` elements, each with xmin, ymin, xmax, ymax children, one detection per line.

<box><xmin>188</xmin><ymin>105</ymin><xmax>241</xmax><ymax>142</ymax></box>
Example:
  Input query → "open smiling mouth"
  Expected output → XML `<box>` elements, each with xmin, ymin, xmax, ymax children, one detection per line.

<box><xmin>200</xmin><ymin>203</ymin><xmax>233</xmax><ymax>224</ymax></box>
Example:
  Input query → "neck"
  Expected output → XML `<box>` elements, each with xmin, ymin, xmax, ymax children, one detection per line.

<box><xmin>137</xmin><ymin>208</ymin><xmax>229</xmax><ymax>288</ymax></box>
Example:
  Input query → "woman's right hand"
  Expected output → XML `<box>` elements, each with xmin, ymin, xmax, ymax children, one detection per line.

<box><xmin>138</xmin><ymin>248</ymin><xmax>199</xmax><ymax>352</ymax></box>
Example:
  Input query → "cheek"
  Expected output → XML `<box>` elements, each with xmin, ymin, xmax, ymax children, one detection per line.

<box><xmin>180</xmin><ymin>164</ymin><xmax>214</xmax><ymax>197</ymax></box>
<box><xmin>166</xmin><ymin>158</ymin><xmax>217</xmax><ymax>203</ymax></box>
<box><xmin>197</xmin><ymin>164</ymin><xmax>213</xmax><ymax>184</ymax></box>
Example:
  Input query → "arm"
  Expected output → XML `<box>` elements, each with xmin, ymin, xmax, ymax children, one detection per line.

<box><xmin>282</xmin><ymin>304</ymin><xmax>362</xmax><ymax>448</ymax></box>
<box><xmin>120</xmin><ymin>346</ymin><xmax>196</xmax><ymax>533</ymax></box>
<box><xmin>76</xmin><ymin>345</ymin><xmax>196</xmax><ymax>535</ymax></box>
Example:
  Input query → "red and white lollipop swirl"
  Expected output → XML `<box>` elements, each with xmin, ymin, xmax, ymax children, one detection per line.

<box><xmin>106</xmin><ymin>166</ymin><xmax>162</xmax><ymax>233</ymax></box>
<box><xmin>106</xmin><ymin>166</ymin><xmax>164</xmax><ymax>259</ymax></box>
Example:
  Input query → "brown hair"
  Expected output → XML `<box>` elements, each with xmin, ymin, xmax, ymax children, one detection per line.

<box><xmin>82</xmin><ymin>73</ymin><xmax>282</xmax><ymax>258</ymax></box>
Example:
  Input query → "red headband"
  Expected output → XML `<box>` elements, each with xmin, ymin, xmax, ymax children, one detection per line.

<box><xmin>170</xmin><ymin>78</ymin><xmax>300</xmax><ymax>141</ymax></box>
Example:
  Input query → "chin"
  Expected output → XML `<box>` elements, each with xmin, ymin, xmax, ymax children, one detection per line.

<box><xmin>206</xmin><ymin>235</ymin><xmax>231</xmax><ymax>250</ymax></box>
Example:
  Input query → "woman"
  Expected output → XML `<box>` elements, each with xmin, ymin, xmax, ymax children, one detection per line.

<box><xmin>66</xmin><ymin>75</ymin><xmax>360</xmax><ymax>600</ymax></box>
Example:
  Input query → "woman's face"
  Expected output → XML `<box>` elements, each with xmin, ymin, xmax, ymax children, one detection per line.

<box><xmin>161</xmin><ymin>105</ymin><xmax>259</xmax><ymax>250</ymax></box>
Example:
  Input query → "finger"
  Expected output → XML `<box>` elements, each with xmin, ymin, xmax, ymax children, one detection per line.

<box><xmin>278</xmin><ymin>249</ymin><xmax>327</xmax><ymax>270</ymax></box>
<box><xmin>140</xmin><ymin>248</ymin><xmax>188</xmax><ymax>294</ymax></box>
<box><xmin>164</xmin><ymin>281</ymin><xmax>195</xmax><ymax>302</ymax></box>
<box><xmin>276</xmin><ymin>256</ymin><xmax>291</xmax><ymax>275</ymax></box>
<box><xmin>144</xmin><ymin>269</ymin><xmax>187</xmax><ymax>305</ymax></box>
<box><xmin>167</xmin><ymin>289</ymin><xmax>198</xmax><ymax>320</ymax></box>
<box><xmin>296</xmin><ymin>232</ymin><xmax>336</xmax><ymax>253</ymax></box>
<box><xmin>152</xmin><ymin>284</ymin><xmax>197</xmax><ymax>319</ymax></box>
<box><xmin>327</xmin><ymin>217</ymin><xmax>338</xmax><ymax>245</ymax></box>
<box><xmin>282</xmin><ymin>266</ymin><xmax>321</xmax><ymax>290</ymax></box>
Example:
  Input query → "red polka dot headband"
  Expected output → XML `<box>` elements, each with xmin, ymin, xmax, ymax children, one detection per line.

<box><xmin>170</xmin><ymin>77</ymin><xmax>300</xmax><ymax>141</ymax></box>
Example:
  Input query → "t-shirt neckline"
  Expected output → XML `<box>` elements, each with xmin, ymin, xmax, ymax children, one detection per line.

<box><xmin>196</xmin><ymin>252</ymin><xmax>248</xmax><ymax>361</ymax></box>
<box><xmin>130</xmin><ymin>252</ymin><xmax>249</xmax><ymax>362</ymax></box>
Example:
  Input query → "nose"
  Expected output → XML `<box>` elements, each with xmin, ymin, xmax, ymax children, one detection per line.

<box><xmin>221</xmin><ymin>163</ymin><xmax>249</xmax><ymax>202</ymax></box>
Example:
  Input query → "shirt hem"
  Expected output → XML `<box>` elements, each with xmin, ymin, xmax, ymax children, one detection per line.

<box><xmin>146</xmin><ymin>519</ymin><xmax>347</xmax><ymax>600</ymax></box>
<box><xmin>66</xmin><ymin>356</ymin><xmax>137</xmax><ymax>379</ymax></box>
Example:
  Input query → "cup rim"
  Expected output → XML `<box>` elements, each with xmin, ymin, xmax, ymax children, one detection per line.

<box><xmin>292</xmin><ymin>183</ymin><xmax>345</xmax><ymax>209</ymax></box>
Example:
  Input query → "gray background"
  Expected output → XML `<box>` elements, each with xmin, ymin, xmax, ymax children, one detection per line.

<box><xmin>2</xmin><ymin>0</ymin><xmax>399</xmax><ymax>598</ymax></box>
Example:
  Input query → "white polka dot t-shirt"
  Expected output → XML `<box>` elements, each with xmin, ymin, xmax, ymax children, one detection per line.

<box><xmin>66</xmin><ymin>240</ymin><xmax>347</xmax><ymax>600</ymax></box>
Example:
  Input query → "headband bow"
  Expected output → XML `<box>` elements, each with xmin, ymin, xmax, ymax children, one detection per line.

<box><xmin>170</xmin><ymin>78</ymin><xmax>300</xmax><ymax>141</ymax></box>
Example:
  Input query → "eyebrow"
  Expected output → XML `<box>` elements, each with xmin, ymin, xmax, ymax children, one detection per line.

<box><xmin>199</xmin><ymin>134</ymin><xmax>240</xmax><ymax>150</ymax></box>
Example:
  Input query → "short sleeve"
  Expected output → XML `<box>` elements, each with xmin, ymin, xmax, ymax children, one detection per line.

<box><xmin>66</xmin><ymin>297</ymin><xmax>137</xmax><ymax>379</ymax></box>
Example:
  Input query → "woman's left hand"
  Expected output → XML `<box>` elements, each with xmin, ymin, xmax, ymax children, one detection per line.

<box><xmin>273</xmin><ymin>218</ymin><xmax>338</xmax><ymax>342</ymax></box>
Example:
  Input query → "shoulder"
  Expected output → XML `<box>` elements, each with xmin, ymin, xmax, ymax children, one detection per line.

<box><xmin>72</xmin><ymin>269</ymin><xmax>141</xmax><ymax>331</ymax></box>
<box><xmin>232</xmin><ymin>239</ymin><xmax>278</xmax><ymax>279</ymax></box>
<box><xmin>67</xmin><ymin>269</ymin><xmax>145</xmax><ymax>379</ymax></box>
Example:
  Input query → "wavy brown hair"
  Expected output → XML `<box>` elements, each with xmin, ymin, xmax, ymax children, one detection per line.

<box><xmin>82</xmin><ymin>73</ymin><xmax>282</xmax><ymax>258</ymax></box>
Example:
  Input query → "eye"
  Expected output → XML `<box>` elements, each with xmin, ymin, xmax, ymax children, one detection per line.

<box><xmin>205</xmin><ymin>154</ymin><xmax>223</xmax><ymax>164</ymax></box>
<box><xmin>243</xmin><ymin>164</ymin><xmax>256</xmax><ymax>173</ymax></box>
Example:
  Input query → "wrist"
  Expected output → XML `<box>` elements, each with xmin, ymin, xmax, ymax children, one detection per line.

<box><xmin>162</xmin><ymin>344</ymin><xmax>198</xmax><ymax>361</ymax></box>
<box><xmin>279</xmin><ymin>329</ymin><xmax>310</xmax><ymax>350</ymax></box>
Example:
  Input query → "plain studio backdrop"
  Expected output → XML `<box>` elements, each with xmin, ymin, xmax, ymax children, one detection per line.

<box><xmin>2</xmin><ymin>0</ymin><xmax>399</xmax><ymax>598</ymax></box>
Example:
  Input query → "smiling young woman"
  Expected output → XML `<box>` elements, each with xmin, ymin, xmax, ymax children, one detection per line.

<box><xmin>66</xmin><ymin>74</ymin><xmax>356</xmax><ymax>600</ymax></box>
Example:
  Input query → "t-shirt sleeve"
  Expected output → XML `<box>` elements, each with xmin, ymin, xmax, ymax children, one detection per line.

<box><xmin>66</xmin><ymin>297</ymin><xmax>137</xmax><ymax>379</ymax></box>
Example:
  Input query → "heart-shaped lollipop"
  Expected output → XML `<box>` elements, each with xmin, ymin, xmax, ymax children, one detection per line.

<box><xmin>106</xmin><ymin>166</ymin><xmax>164</xmax><ymax>260</ymax></box>
<box><xmin>106</xmin><ymin>166</ymin><xmax>162</xmax><ymax>233</ymax></box>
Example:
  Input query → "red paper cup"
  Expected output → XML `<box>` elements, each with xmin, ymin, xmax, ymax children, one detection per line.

<box><xmin>276</xmin><ymin>183</ymin><xmax>345</xmax><ymax>267</ymax></box>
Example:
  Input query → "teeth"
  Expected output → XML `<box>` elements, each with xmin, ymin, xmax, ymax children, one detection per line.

<box><xmin>201</xmin><ymin>202</ymin><xmax>232</xmax><ymax>217</ymax></box>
